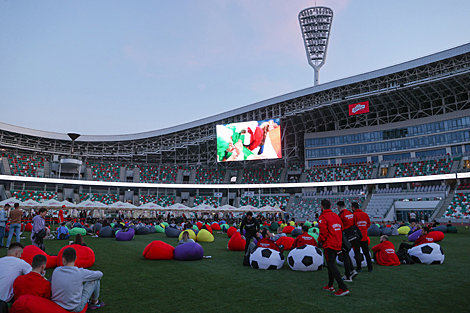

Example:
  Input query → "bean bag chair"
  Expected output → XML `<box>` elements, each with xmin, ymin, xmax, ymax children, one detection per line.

<box><xmin>24</xmin><ymin>223</ymin><xmax>33</xmax><ymax>232</ymax></box>
<box><xmin>84</xmin><ymin>227</ymin><xmax>92</xmax><ymax>233</ymax></box>
<box><xmin>291</xmin><ymin>228</ymin><xmax>302</xmax><ymax>238</ymax></box>
<box><xmin>428</xmin><ymin>230</ymin><xmax>445</xmax><ymax>242</ymax></box>
<box><xmin>276</xmin><ymin>236</ymin><xmax>295</xmax><ymax>250</ymax></box>
<box><xmin>220</xmin><ymin>224</ymin><xmax>229</xmax><ymax>231</ymax></box>
<box><xmin>227</xmin><ymin>226</ymin><xmax>237</xmax><ymax>238</ymax></box>
<box><xmin>433</xmin><ymin>225</ymin><xmax>448</xmax><ymax>233</ymax></box>
<box><xmin>128</xmin><ymin>225</ymin><xmax>137</xmax><ymax>230</ymax></box>
<box><xmin>282</xmin><ymin>225</ymin><xmax>295</xmax><ymax>234</ymax></box>
<box><xmin>10</xmin><ymin>295</ymin><xmax>88</xmax><ymax>313</ymax></box>
<box><xmin>69</xmin><ymin>227</ymin><xmax>87</xmax><ymax>236</ymax></box>
<box><xmin>398</xmin><ymin>226</ymin><xmax>411</xmax><ymax>235</ymax></box>
<box><xmin>337</xmin><ymin>247</ymin><xmax>369</xmax><ymax>268</ymax></box>
<box><xmin>116</xmin><ymin>228</ymin><xmax>135</xmax><ymax>241</ymax></box>
<box><xmin>196</xmin><ymin>222</ymin><xmax>203</xmax><ymax>230</ymax></box>
<box><xmin>179</xmin><ymin>229</ymin><xmax>197</xmax><ymax>241</ymax></box>
<box><xmin>269</xmin><ymin>223</ymin><xmax>279</xmax><ymax>232</ymax></box>
<box><xmin>408</xmin><ymin>243</ymin><xmax>445</xmax><ymax>264</ymax></box>
<box><xmin>447</xmin><ymin>226</ymin><xmax>458</xmax><ymax>233</ymax></box>
<box><xmin>113</xmin><ymin>223</ymin><xmax>124</xmax><ymax>229</ymax></box>
<box><xmin>289</xmin><ymin>221</ymin><xmax>295</xmax><ymax>226</ymax></box>
<box><xmin>192</xmin><ymin>225</ymin><xmax>199</xmax><ymax>232</ymax></box>
<box><xmin>93</xmin><ymin>222</ymin><xmax>102</xmax><ymax>233</ymax></box>
<box><xmin>288</xmin><ymin>245</ymin><xmax>323</xmax><ymax>271</ymax></box>
<box><xmin>146</xmin><ymin>225</ymin><xmax>156</xmax><ymax>233</ymax></box>
<box><xmin>193</xmin><ymin>228</ymin><xmax>199</xmax><ymax>235</ymax></box>
<box><xmin>367</xmin><ymin>224</ymin><xmax>381</xmax><ymax>237</ymax></box>
<box><xmin>408</xmin><ymin>229</ymin><xmax>423</xmax><ymax>242</ymax></box>
<box><xmin>197</xmin><ymin>229</ymin><xmax>214</xmax><ymax>242</ymax></box>
<box><xmin>303</xmin><ymin>221</ymin><xmax>312</xmax><ymax>227</ymax></box>
<box><xmin>250</xmin><ymin>248</ymin><xmax>284</xmax><ymax>270</ymax></box>
<box><xmin>219</xmin><ymin>220</ymin><xmax>226</xmax><ymax>225</ymax></box>
<box><xmin>308</xmin><ymin>227</ymin><xmax>320</xmax><ymax>241</ymax></box>
<box><xmin>110</xmin><ymin>223</ymin><xmax>115</xmax><ymax>228</ymax></box>
<box><xmin>211</xmin><ymin>223</ymin><xmax>221</xmax><ymax>231</ymax></box>
<box><xmin>228</xmin><ymin>231</ymin><xmax>246</xmax><ymax>251</ymax></box>
<box><xmin>155</xmin><ymin>225</ymin><xmax>165</xmax><ymax>233</ymax></box>
<box><xmin>174</xmin><ymin>242</ymin><xmax>204</xmax><ymax>261</ymax></box>
<box><xmin>165</xmin><ymin>227</ymin><xmax>181</xmax><ymax>238</ymax></box>
<box><xmin>98</xmin><ymin>226</ymin><xmax>113</xmax><ymax>238</ymax></box>
<box><xmin>143</xmin><ymin>240</ymin><xmax>174</xmax><ymax>260</ymax></box>
<box><xmin>57</xmin><ymin>244</ymin><xmax>95</xmax><ymax>268</ymax></box>
<box><xmin>21</xmin><ymin>245</ymin><xmax>57</xmax><ymax>269</ymax></box>
<box><xmin>136</xmin><ymin>227</ymin><xmax>150</xmax><ymax>235</ymax></box>
<box><xmin>380</xmin><ymin>227</ymin><xmax>392</xmax><ymax>236</ymax></box>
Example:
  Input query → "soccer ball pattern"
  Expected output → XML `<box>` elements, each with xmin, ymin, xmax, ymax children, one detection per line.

<box><xmin>336</xmin><ymin>247</ymin><xmax>369</xmax><ymax>268</ymax></box>
<box><xmin>408</xmin><ymin>243</ymin><xmax>445</xmax><ymax>265</ymax></box>
<box><xmin>288</xmin><ymin>245</ymin><xmax>324</xmax><ymax>271</ymax></box>
<box><xmin>250</xmin><ymin>248</ymin><xmax>285</xmax><ymax>270</ymax></box>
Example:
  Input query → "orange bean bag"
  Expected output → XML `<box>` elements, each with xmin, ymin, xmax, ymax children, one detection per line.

<box><xmin>428</xmin><ymin>230</ymin><xmax>445</xmax><ymax>242</ymax></box>
<box><xmin>227</xmin><ymin>226</ymin><xmax>237</xmax><ymax>238</ymax></box>
<box><xmin>211</xmin><ymin>223</ymin><xmax>221</xmax><ymax>231</ymax></box>
<box><xmin>10</xmin><ymin>295</ymin><xmax>87</xmax><ymax>313</ymax></box>
<box><xmin>20</xmin><ymin>245</ymin><xmax>58</xmax><ymax>269</ymax></box>
<box><xmin>25</xmin><ymin>223</ymin><xmax>33</xmax><ymax>232</ymax></box>
<box><xmin>143</xmin><ymin>240</ymin><xmax>175</xmax><ymax>260</ymax></box>
<box><xmin>282</xmin><ymin>226</ymin><xmax>295</xmax><ymax>234</ymax></box>
<box><xmin>57</xmin><ymin>245</ymin><xmax>95</xmax><ymax>268</ymax></box>
<box><xmin>276</xmin><ymin>236</ymin><xmax>295</xmax><ymax>250</ymax></box>
<box><xmin>227</xmin><ymin>232</ymin><xmax>246</xmax><ymax>251</ymax></box>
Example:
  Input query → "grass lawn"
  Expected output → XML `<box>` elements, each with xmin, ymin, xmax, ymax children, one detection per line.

<box><xmin>2</xmin><ymin>227</ymin><xmax>469</xmax><ymax>313</ymax></box>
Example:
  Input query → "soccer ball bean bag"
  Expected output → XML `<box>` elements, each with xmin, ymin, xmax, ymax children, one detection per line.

<box><xmin>250</xmin><ymin>248</ymin><xmax>285</xmax><ymax>270</ymax></box>
<box><xmin>276</xmin><ymin>236</ymin><xmax>295</xmax><ymax>250</ymax></box>
<box><xmin>408</xmin><ymin>229</ymin><xmax>422</xmax><ymax>242</ymax></box>
<box><xmin>291</xmin><ymin>228</ymin><xmax>302</xmax><ymax>238</ymax></box>
<box><xmin>304</xmin><ymin>221</ymin><xmax>312</xmax><ymax>227</ymax></box>
<box><xmin>98</xmin><ymin>226</ymin><xmax>113</xmax><ymax>238</ymax></box>
<box><xmin>24</xmin><ymin>223</ymin><xmax>33</xmax><ymax>232</ymax></box>
<box><xmin>178</xmin><ymin>229</ymin><xmax>197</xmax><ymax>241</ymax></box>
<box><xmin>165</xmin><ymin>227</ymin><xmax>181</xmax><ymax>238</ymax></box>
<box><xmin>57</xmin><ymin>244</ymin><xmax>95</xmax><ymax>268</ymax></box>
<box><xmin>155</xmin><ymin>225</ymin><xmax>165</xmax><ymax>233</ymax></box>
<box><xmin>227</xmin><ymin>231</ymin><xmax>246</xmax><ymax>251</ymax></box>
<box><xmin>282</xmin><ymin>225</ymin><xmax>295</xmax><ymax>234</ymax></box>
<box><xmin>380</xmin><ymin>227</ymin><xmax>392</xmax><ymax>236</ymax></box>
<box><xmin>147</xmin><ymin>225</ymin><xmax>156</xmax><ymax>233</ymax></box>
<box><xmin>143</xmin><ymin>241</ymin><xmax>174</xmax><ymax>260</ymax></box>
<box><xmin>367</xmin><ymin>224</ymin><xmax>381</xmax><ymax>237</ymax></box>
<box><xmin>174</xmin><ymin>242</ymin><xmax>204</xmax><ymax>261</ymax></box>
<box><xmin>93</xmin><ymin>222</ymin><xmax>102</xmax><ymax>233</ymax></box>
<box><xmin>197</xmin><ymin>229</ymin><xmax>214</xmax><ymax>242</ymax></box>
<box><xmin>10</xmin><ymin>295</ymin><xmax>88</xmax><ymax>313</ymax></box>
<box><xmin>21</xmin><ymin>245</ymin><xmax>57</xmax><ymax>269</ymax></box>
<box><xmin>211</xmin><ymin>223</ymin><xmax>221</xmax><ymax>231</ymax></box>
<box><xmin>447</xmin><ymin>226</ymin><xmax>457</xmax><ymax>233</ymax></box>
<box><xmin>428</xmin><ymin>230</ymin><xmax>445</xmax><ymax>242</ymax></box>
<box><xmin>288</xmin><ymin>245</ymin><xmax>324</xmax><ymax>271</ymax></box>
<box><xmin>220</xmin><ymin>224</ymin><xmax>229</xmax><ymax>231</ymax></box>
<box><xmin>116</xmin><ymin>228</ymin><xmax>135</xmax><ymax>241</ymax></box>
<box><xmin>69</xmin><ymin>227</ymin><xmax>87</xmax><ymax>236</ymax></box>
<box><xmin>337</xmin><ymin>247</ymin><xmax>369</xmax><ymax>268</ymax></box>
<box><xmin>136</xmin><ymin>227</ymin><xmax>150</xmax><ymax>235</ymax></box>
<box><xmin>433</xmin><ymin>225</ymin><xmax>448</xmax><ymax>233</ymax></box>
<box><xmin>227</xmin><ymin>226</ymin><xmax>237</xmax><ymax>238</ymax></box>
<box><xmin>398</xmin><ymin>226</ymin><xmax>411</xmax><ymax>235</ymax></box>
<box><xmin>408</xmin><ymin>243</ymin><xmax>445</xmax><ymax>264</ymax></box>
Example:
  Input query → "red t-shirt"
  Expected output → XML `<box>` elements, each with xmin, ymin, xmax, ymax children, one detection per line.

<box><xmin>414</xmin><ymin>234</ymin><xmax>435</xmax><ymax>246</ymax></box>
<box><xmin>318</xmin><ymin>209</ymin><xmax>343</xmax><ymax>251</ymax></box>
<box><xmin>338</xmin><ymin>209</ymin><xmax>354</xmax><ymax>229</ymax></box>
<box><xmin>353</xmin><ymin>209</ymin><xmax>371</xmax><ymax>242</ymax></box>
<box><xmin>372</xmin><ymin>241</ymin><xmax>400</xmax><ymax>266</ymax></box>
<box><xmin>247</xmin><ymin>127</ymin><xmax>264</xmax><ymax>151</ymax></box>
<box><xmin>13</xmin><ymin>272</ymin><xmax>51</xmax><ymax>301</ymax></box>
<box><xmin>257</xmin><ymin>238</ymin><xmax>280</xmax><ymax>251</ymax></box>
<box><xmin>291</xmin><ymin>232</ymin><xmax>317</xmax><ymax>249</ymax></box>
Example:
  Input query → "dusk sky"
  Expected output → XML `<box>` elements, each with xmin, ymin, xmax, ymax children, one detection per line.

<box><xmin>1</xmin><ymin>0</ymin><xmax>469</xmax><ymax>135</ymax></box>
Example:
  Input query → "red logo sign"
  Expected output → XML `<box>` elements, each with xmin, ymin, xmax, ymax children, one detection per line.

<box><xmin>349</xmin><ymin>101</ymin><xmax>369</xmax><ymax>116</ymax></box>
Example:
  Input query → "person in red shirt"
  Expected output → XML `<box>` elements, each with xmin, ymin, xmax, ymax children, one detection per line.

<box><xmin>291</xmin><ymin>225</ymin><xmax>317</xmax><ymax>249</ymax></box>
<box><xmin>352</xmin><ymin>202</ymin><xmax>373</xmax><ymax>272</ymax></box>
<box><xmin>318</xmin><ymin>199</ymin><xmax>349</xmax><ymax>297</ymax></box>
<box><xmin>337</xmin><ymin>201</ymin><xmax>357</xmax><ymax>282</ymax></box>
<box><xmin>372</xmin><ymin>235</ymin><xmax>400</xmax><ymax>266</ymax></box>
<box><xmin>399</xmin><ymin>227</ymin><xmax>434</xmax><ymax>251</ymax></box>
<box><xmin>257</xmin><ymin>229</ymin><xmax>282</xmax><ymax>252</ymax></box>
<box><xmin>13</xmin><ymin>254</ymin><xmax>51</xmax><ymax>301</ymax></box>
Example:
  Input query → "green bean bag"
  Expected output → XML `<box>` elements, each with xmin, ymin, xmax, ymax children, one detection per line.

<box><xmin>110</xmin><ymin>223</ymin><xmax>115</xmax><ymax>228</ymax></box>
<box><xmin>398</xmin><ymin>226</ymin><xmax>411</xmax><ymax>235</ymax></box>
<box><xmin>193</xmin><ymin>225</ymin><xmax>199</xmax><ymax>231</ymax></box>
<box><xmin>447</xmin><ymin>226</ymin><xmax>458</xmax><ymax>233</ymax></box>
<box><xmin>155</xmin><ymin>225</ymin><xmax>165</xmax><ymax>233</ymax></box>
<box><xmin>220</xmin><ymin>224</ymin><xmax>229</xmax><ymax>231</ymax></box>
<box><xmin>304</xmin><ymin>221</ymin><xmax>312</xmax><ymax>227</ymax></box>
<box><xmin>161</xmin><ymin>222</ymin><xmax>169</xmax><ymax>227</ymax></box>
<box><xmin>69</xmin><ymin>227</ymin><xmax>87</xmax><ymax>236</ymax></box>
<box><xmin>308</xmin><ymin>227</ymin><xmax>320</xmax><ymax>241</ymax></box>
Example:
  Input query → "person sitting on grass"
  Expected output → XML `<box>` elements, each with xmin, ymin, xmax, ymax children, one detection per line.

<box><xmin>371</xmin><ymin>235</ymin><xmax>400</xmax><ymax>266</ymax></box>
<box><xmin>13</xmin><ymin>254</ymin><xmax>51</xmax><ymax>301</ymax></box>
<box><xmin>74</xmin><ymin>234</ymin><xmax>87</xmax><ymax>247</ymax></box>
<box><xmin>178</xmin><ymin>231</ymin><xmax>195</xmax><ymax>245</ymax></box>
<box><xmin>51</xmin><ymin>247</ymin><xmax>105</xmax><ymax>311</ymax></box>
<box><xmin>57</xmin><ymin>222</ymin><xmax>70</xmax><ymax>240</ymax></box>
<box><xmin>0</xmin><ymin>243</ymin><xmax>32</xmax><ymax>306</ymax></box>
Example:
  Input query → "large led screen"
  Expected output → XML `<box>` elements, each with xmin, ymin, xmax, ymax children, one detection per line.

<box><xmin>216</xmin><ymin>118</ymin><xmax>282</xmax><ymax>162</ymax></box>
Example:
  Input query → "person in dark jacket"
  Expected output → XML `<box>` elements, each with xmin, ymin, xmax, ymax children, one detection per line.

<box><xmin>239</xmin><ymin>212</ymin><xmax>260</xmax><ymax>253</ymax></box>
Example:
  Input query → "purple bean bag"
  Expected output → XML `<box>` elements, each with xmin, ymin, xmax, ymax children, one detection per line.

<box><xmin>174</xmin><ymin>242</ymin><xmax>204</xmax><ymax>261</ymax></box>
<box><xmin>116</xmin><ymin>228</ymin><xmax>135</xmax><ymax>241</ymax></box>
<box><xmin>408</xmin><ymin>229</ymin><xmax>422</xmax><ymax>242</ymax></box>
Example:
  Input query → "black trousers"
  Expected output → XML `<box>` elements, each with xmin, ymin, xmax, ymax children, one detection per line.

<box><xmin>353</xmin><ymin>240</ymin><xmax>373</xmax><ymax>271</ymax></box>
<box><xmin>399</xmin><ymin>242</ymin><xmax>414</xmax><ymax>251</ymax></box>
<box><xmin>343</xmin><ymin>250</ymin><xmax>354</xmax><ymax>278</ymax></box>
<box><xmin>245</xmin><ymin>232</ymin><xmax>257</xmax><ymax>253</ymax></box>
<box><xmin>325</xmin><ymin>248</ymin><xmax>348</xmax><ymax>291</ymax></box>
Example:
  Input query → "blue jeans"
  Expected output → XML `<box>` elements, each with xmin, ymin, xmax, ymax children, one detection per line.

<box><xmin>73</xmin><ymin>280</ymin><xmax>100</xmax><ymax>312</ymax></box>
<box><xmin>7</xmin><ymin>223</ymin><xmax>21</xmax><ymax>247</ymax></box>
<box><xmin>0</xmin><ymin>226</ymin><xmax>5</xmax><ymax>247</ymax></box>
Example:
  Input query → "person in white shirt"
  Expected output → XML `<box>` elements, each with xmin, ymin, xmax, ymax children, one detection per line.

<box><xmin>0</xmin><ymin>242</ymin><xmax>32</xmax><ymax>304</ymax></box>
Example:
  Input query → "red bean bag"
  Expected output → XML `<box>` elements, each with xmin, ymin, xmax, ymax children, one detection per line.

<box><xmin>10</xmin><ymin>295</ymin><xmax>87</xmax><ymax>313</ymax></box>
<box><xmin>276</xmin><ymin>236</ymin><xmax>295</xmax><ymax>250</ymax></box>
<box><xmin>57</xmin><ymin>245</ymin><xmax>95</xmax><ymax>268</ymax></box>
<box><xmin>196</xmin><ymin>222</ymin><xmax>203</xmax><ymax>230</ymax></box>
<box><xmin>205</xmin><ymin>225</ymin><xmax>213</xmax><ymax>234</ymax></box>
<box><xmin>21</xmin><ymin>245</ymin><xmax>58</xmax><ymax>269</ymax></box>
<box><xmin>211</xmin><ymin>223</ymin><xmax>221</xmax><ymax>231</ymax></box>
<box><xmin>143</xmin><ymin>240</ymin><xmax>174</xmax><ymax>260</ymax></box>
<box><xmin>428</xmin><ymin>231</ymin><xmax>445</xmax><ymax>242</ymax></box>
<box><xmin>282</xmin><ymin>225</ymin><xmax>295</xmax><ymax>234</ymax></box>
<box><xmin>227</xmin><ymin>232</ymin><xmax>246</xmax><ymax>251</ymax></box>
<box><xmin>227</xmin><ymin>226</ymin><xmax>237</xmax><ymax>238</ymax></box>
<box><xmin>25</xmin><ymin>223</ymin><xmax>33</xmax><ymax>232</ymax></box>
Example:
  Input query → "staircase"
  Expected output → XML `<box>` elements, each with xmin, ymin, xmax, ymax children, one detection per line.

<box><xmin>176</xmin><ymin>169</ymin><xmax>183</xmax><ymax>183</ymax></box>
<box><xmin>133</xmin><ymin>168</ymin><xmax>140</xmax><ymax>183</ymax></box>
<box><xmin>386</xmin><ymin>165</ymin><xmax>396</xmax><ymax>178</ymax></box>
<box><xmin>43</xmin><ymin>161</ymin><xmax>51</xmax><ymax>178</ymax></box>
<box><xmin>1</xmin><ymin>158</ymin><xmax>11</xmax><ymax>175</ymax></box>
<box><xmin>299</xmin><ymin>172</ymin><xmax>307</xmax><ymax>183</ymax></box>
<box><xmin>451</xmin><ymin>158</ymin><xmax>461</xmax><ymax>173</ymax></box>
<box><xmin>57</xmin><ymin>192</ymin><xmax>64</xmax><ymax>201</ymax></box>
<box><xmin>223</xmin><ymin>171</ymin><xmax>231</xmax><ymax>183</ymax></box>
<box><xmin>188</xmin><ymin>196</ymin><xmax>194</xmax><ymax>207</ymax></box>
<box><xmin>371</xmin><ymin>166</ymin><xmax>379</xmax><ymax>179</ymax></box>
<box><xmin>280</xmin><ymin>168</ymin><xmax>288</xmax><ymax>182</ymax></box>
<box><xmin>285</xmin><ymin>195</ymin><xmax>295</xmax><ymax>212</ymax></box>
<box><xmin>432</xmin><ymin>190</ymin><xmax>455</xmax><ymax>220</ymax></box>
<box><xmin>236</xmin><ymin>169</ymin><xmax>244</xmax><ymax>184</ymax></box>
<box><xmin>362</xmin><ymin>193</ymin><xmax>373</xmax><ymax>211</ymax></box>
<box><xmin>119</xmin><ymin>166</ymin><xmax>126</xmax><ymax>182</ymax></box>
<box><xmin>86</xmin><ymin>167</ymin><xmax>92</xmax><ymax>180</ymax></box>
<box><xmin>74</xmin><ymin>193</ymin><xmax>80</xmax><ymax>204</ymax></box>
<box><xmin>189</xmin><ymin>169</ymin><xmax>196</xmax><ymax>184</ymax></box>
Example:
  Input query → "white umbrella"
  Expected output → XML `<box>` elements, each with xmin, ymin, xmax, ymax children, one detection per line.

<box><xmin>41</xmin><ymin>199</ymin><xmax>63</xmax><ymax>208</ymax></box>
<box><xmin>218</xmin><ymin>204</ymin><xmax>237</xmax><ymax>212</ymax></box>
<box><xmin>60</xmin><ymin>200</ymin><xmax>76</xmax><ymax>208</ymax></box>
<box><xmin>167</xmin><ymin>203</ymin><xmax>191</xmax><ymax>211</ymax></box>
<box><xmin>107</xmin><ymin>201</ymin><xmax>137</xmax><ymax>210</ymax></box>
<box><xmin>75</xmin><ymin>200</ymin><xmax>108</xmax><ymax>209</ymax></box>
<box><xmin>21</xmin><ymin>199</ymin><xmax>41</xmax><ymax>208</ymax></box>
<box><xmin>139</xmin><ymin>202</ymin><xmax>165</xmax><ymax>211</ymax></box>
<box><xmin>0</xmin><ymin>197</ymin><xmax>22</xmax><ymax>206</ymax></box>
<box><xmin>192</xmin><ymin>204</ymin><xmax>215</xmax><ymax>212</ymax></box>
<box><xmin>239</xmin><ymin>205</ymin><xmax>257</xmax><ymax>212</ymax></box>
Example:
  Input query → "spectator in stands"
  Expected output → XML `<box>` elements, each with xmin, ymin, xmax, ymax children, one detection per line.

<box><xmin>371</xmin><ymin>235</ymin><xmax>400</xmax><ymax>266</ymax></box>
<box><xmin>337</xmin><ymin>201</ymin><xmax>357</xmax><ymax>282</ymax></box>
<box><xmin>240</xmin><ymin>212</ymin><xmax>260</xmax><ymax>253</ymax></box>
<box><xmin>51</xmin><ymin>247</ymin><xmax>105</xmax><ymax>311</ymax></box>
<box><xmin>74</xmin><ymin>234</ymin><xmax>87</xmax><ymax>246</ymax></box>
<box><xmin>13</xmin><ymin>254</ymin><xmax>51</xmax><ymax>301</ymax></box>
<box><xmin>31</xmin><ymin>208</ymin><xmax>47</xmax><ymax>250</ymax></box>
<box><xmin>178</xmin><ymin>231</ymin><xmax>195</xmax><ymax>245</ymax></box>
<box><xmin>57</xmin><ymin>222</ymin><xmax>70</xmax><ymax>240</ymax></box>
<box><xmin>0</xmin><ymin>204</ymin><xmax>10</xmax><ymax>248</ymax></box>
<box><xmin>291</xmin><ymin>225</ymin><xmax>317</xmax><ymax>249</ymax></box>
<box><xmin>352</xmin><ymin>202</ymin><xmax>373</xmax><ymax>272</ymax></box>
<box><xmin>0</xmin><ymin>243</ymin><xmax>32</xmax><ymax>305</ymax></box>
<box><xmin>7</xmin><ymin>203</ymin><xmax>22</xmax><ymax>248</ymax></box>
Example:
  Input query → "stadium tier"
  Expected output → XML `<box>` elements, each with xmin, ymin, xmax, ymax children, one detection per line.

<box><xmin>139</xmin><ymin>195</ymin><xmax>175</xmax><ymax>207</ymax></box>
<box><xmin>89</xmin><ymin>162</ymin><xmax>121</xmax><ymax>182</ymax></box>
<box><xmin>290</xmin><ymin>195</ymin><xmax>365</xmax><ymax>221</ymax></box>
<box><xmin>194</xmin><ymin>168</ymin><xmax>226</xmax><ymax>184</ymax></box>
<box><xmin>6</xmin><ymin>154</ymin><xmax>46</xmax><ymax>177</ymax></box>
<box><xmin>442</xmin><ymin>192</ymin><xmax>470</xmax><ymax>219</ymax></box>
<box><xmin>11</xmin><ymin>190</ymin><xmax>58</xmax><ymax>202</ymax></box>
<box><xmin>194</xmin><ymin>196</ymin><xmax>222</xmax><ymax>207</ymax></box>
<box><xmin>241</xmin><ymin>167</ymin><xmax>282</xmax><ymax>184</ymax></box>
<box><xmin>304</xmin><ymin>164</ymin><xmax>373</xmax><ymax>182</ymax></box>
<box><xmin>239</xmin><ymin>195</ymin><xmax>290</xmax><ymax>209</ymax></box>
<box><xmin>140</xmin><ymin>165</ymin><xmax>178</xmax><ymax>183</ymax></box>
<box><xmin>393</xmin><ymin>158</ymin><xmax>453</xmax><ymax>177</ymax></box>
<box><xmin>80</xmin><ymin>193</ymin><xmax>118</xmax><ymax>205</ymax></box>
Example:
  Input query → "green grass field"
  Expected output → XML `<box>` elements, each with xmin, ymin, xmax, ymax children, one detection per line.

<box><xmin>2</xmin><ymin>227</ymin><xmax>469</xmax><ymax>313</ymax></box>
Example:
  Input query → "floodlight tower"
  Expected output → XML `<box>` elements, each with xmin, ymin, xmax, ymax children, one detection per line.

<box><xmin>298</xmin><ymin>7</ymin><xmax>333</xmax><ymax>86</ymax></box>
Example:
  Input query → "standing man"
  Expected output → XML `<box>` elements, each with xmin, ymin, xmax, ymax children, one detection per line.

<box><xmin>0</xmin><ymin>243</ymin><xmax>32</xmax><ymax>305</ymax></box>
<box><xmin>7</xmin><ymin>203</ymin><xmax>22</xmax><ymax>248</ymax></box>
<box><xmin>352</xmin><ymin>202</ymin><xmax>373</xmax><ymax>272</ymax></box>
<box><xmin>0</xmin><ymin>204</ymin><xmax>10</xmax><ymax>249</ymax></box>
<box><xmin>409</xmin><ymin>211</ymin><xmax>417</xmax><ymax>223</ymax></box>
<box><xmin>31</xmin><ymin>208</ymin><xmax>47</xmax><ymax>250</ymax></box>
<box><xmin>239</xmin><ymin>211</ymin><xmax>260</xmax><ymax>253</ymax></box>
<box><xmin>318</xmin><ymin>199</ymin><xmax>349</xmax><ymax>296</ymax></box>
<box><xmin>337</xmin><ymin>201</ymin><xmax>357</xmax><ymax>282</ymax></box>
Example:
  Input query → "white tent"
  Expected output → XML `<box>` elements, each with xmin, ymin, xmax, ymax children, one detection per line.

<box><xmin>139</xmin><ymin>202</ymin><xmax>165</xmax><ymax>211</ymax></box>
<box><xmin>167</xmin><ymin>203</ymin><xmax>191</xmax><ymax>211</ymax></box>
<box><xmin>218</xmin><ymin>204</ymin><xmax>237</xmax><ymax>212</ymax></box>
<box><xmin>75</xmin><ymin>200</ymin><xmax>108</xmax><ymax>209</ymax></box>
<box><xmin>60</xmin><ymin>200</ymin><xmax>76</xmax><ymax>208</ymax></box>
<box><xmin>21</xmin><ymin>199</ymin><xmax>41</xmax><ymax>208</ymax></box>
<box><xmin>192</xmin><ymin>204</ymin><xmax>215</xmax><ymax>212</ymax></box>
<box><xmin>0</xmin><ymin>198</ymin><xmax>22</xmax><ymax>206</ymax></box>
<box><xmin>238</xmin><ymin>205</ymin><xmax>257</xmax><ymax>212</ymax></box>
<box><xmin>41</xmin><ymin>199</ymin><xmax>63</xmax><ymax>208</ymax></box>
<box><xmin>107</xmin><ymin>201</ymin><xmax>137</xmax><ymax>210</ymax></box>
